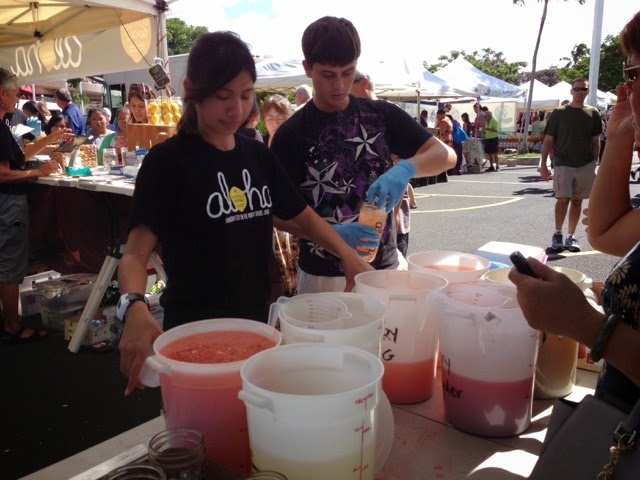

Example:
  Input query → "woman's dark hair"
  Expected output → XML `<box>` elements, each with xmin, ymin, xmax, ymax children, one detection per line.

<box><xmin>22</xmin><ymin>100</ymin><xmax>47</xmax><ymax>124</ymax></box>
<box><xmin>179</xmin><ymin>31</ymin><xmax>257</xmax><ymax>135</ymax></box>
<box><xmin>461</xmin><ymin>112</ymin><xmax>470</xmax><ymax>122</ymax></box>
<box><xmin>302</xmin><ymin>16</ymin><xmax>360</xmax><ymax>67</ymax></box>
<box><xmin>621</xmin><ymin>11</ymin><xmax>640</xmax><ymax>57</ymax></box>
<box><xmin>87</xmin><ymin>106</ymin><xmax>108</xmax><ymax>122</ymax></box>
<box><xmin>44</xmin><ymin>113</ymin><xmax>69</xmax><ymax>135</ymax></box>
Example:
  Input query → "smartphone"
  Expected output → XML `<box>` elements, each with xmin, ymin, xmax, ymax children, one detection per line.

<box><xmin>509</xmin><ymin>251</ymin><xmax>538</xmax><ymax>278</ymax></box>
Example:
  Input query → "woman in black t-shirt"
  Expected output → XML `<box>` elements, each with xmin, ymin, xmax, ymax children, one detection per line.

<box><xmin>117</xmin><ymin>32</ymin><xmax>372</xmax><ymax>396</ymax></box>
<box><xmin>0</xmin><ymin>68</ymin><xmax>71</xmax><ymax>344</ymax></box>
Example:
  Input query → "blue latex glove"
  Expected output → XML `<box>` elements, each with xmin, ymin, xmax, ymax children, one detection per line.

<box><xmin>26</xmin><ymin>116</ymin><xmax>42</xmax><ymax>137</ymax></box>
<box><xmin>333</xmin><ymin>224</ymin><xmax>381</xmax><ymax>256</ymax></box>
<box><xmin>367</xmin><ymin>160</ymin><xmax>417</xmax><ymax>213</ymax></box>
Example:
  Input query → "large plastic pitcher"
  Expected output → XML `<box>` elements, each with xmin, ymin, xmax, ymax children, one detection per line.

<box><xmin>408</xmin><ymin>251</ymin><xmax>490</xmax><ymax>284</ymax></box>
<box><xmin>433</xmin><ymin>284</ymin><xmax>539</xmax><ymax>437</ymax></box>
<box><xmin>269</xmin><ymin>292</ymin><xmax>386</xmax><ymax>356</ymax></box>
<box><xmin>267</xmin><ymin>294</ymin><xmax>350</xmax><ymax>330</ymax></box>
<box><xmin>481</xmin><ymin>267</ymin><xmax>587</xmax><ymax>399</ymax></box>
<box><xmin>239</xmin><ymin>344</ymin><xmax>387</xmax><ymax>480</ymax></box>
<box><xmin>354</xmin><ymin>270</ymin><xmax>448</xmax><ymax>404</ymax></box>
<box><xmin>141</xmin><ymin>319</ymin><xmax>282</xmax><ymax>475</ymax></box>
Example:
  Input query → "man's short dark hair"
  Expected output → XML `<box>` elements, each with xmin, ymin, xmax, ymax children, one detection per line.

<box><xmin>302</xmin><ymin>16</ymin><xmax>361</xmax><ymax>67</ymax></box>
<box><xmin>571</xmin><ymin>77</ymin><xmax>588</xmax><ymax>86</ymax></box>
<box><xmin>54</xmin><ymin>88</ymin><xmax>72</xmax><ymax>103</ymax></box>
<box><xmin>436</xmin><ymin>109</ymin><xmax>446</xmax><ymax>115</ymax></box>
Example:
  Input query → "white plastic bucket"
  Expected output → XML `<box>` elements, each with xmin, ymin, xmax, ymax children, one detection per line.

<box><xmin>483</xmin><ymin>265</ymin><xmax>591</xmax><ymax>291</ymax></box>
<box><xmin>354</xmin><ymin>270</ymin><xmax>448</xmax><ymax>404</ymax></box>
<box><xmin>269</xmin><ymin>293</ymin><xmax>386</xmax><ymax>356</ymax></box>
<box><xmin>433</xmin><ymin>284</ymin><xmax>539</xmax><ymax>437</ymax></box>
<box><xmin>141</xmin><ymin>318</ymin><xmax>281</xmax><ymax>475</ymax></box>
<box><xmin>239</xmin><ymin>344</ymin><xmax>386</xmax><ymax>480</ymax></box>
<box><xmin>408</xmin><ymin>251</ymin><xmax>490</xmax><ymax>284</ymax></box>
<box><xmin>267</xmin><ymin>294</ymin><xmax>350</xmax><ymax>330</ymax></box>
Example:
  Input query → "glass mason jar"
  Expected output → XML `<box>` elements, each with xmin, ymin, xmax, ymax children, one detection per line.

<box><xmin>104</xmin><ymin>464</ymin><xmax>166</xmax><ymax>480</ymax></box>
<box><xmin>103</xmin><ymin>147</ymin><xmax>118</xmax><ymax>167</ymax></box>
<box><xmin>239</xmin><ymin>472</ymin><xmax>288</xmax><ymax>479</ymax></box>
<box><xmin>148</xmin><ymin>428</ymin><xmax>206</xmax><ymax>480</ymax></box>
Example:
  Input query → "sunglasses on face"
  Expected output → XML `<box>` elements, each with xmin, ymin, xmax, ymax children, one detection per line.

<box><xmin>623</xmin><ymin>63</ymin><xmax>640</xmax><ymax>87</ymax></box>
<box><xmin>572</xmin><ymin>87</ymin><xmax>589</xmax><ymax>92</ymax></box>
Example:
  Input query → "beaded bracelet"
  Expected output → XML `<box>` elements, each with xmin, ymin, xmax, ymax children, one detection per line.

<box><xmin>590</xmin><ymin>314</ymin><xmax>623</xmax><ymax>363</ymax></box>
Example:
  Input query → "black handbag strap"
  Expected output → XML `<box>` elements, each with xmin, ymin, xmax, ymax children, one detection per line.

<box><xmin>614</xmin><ymin>397</ymin><xmax>640</xmax><ymax>445</ymax></box>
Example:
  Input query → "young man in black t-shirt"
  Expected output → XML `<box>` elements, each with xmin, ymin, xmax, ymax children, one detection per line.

<box><xmin>271</xmin><ymin>16</ymin><xmax>456</xmax><ymax>293</ymax></box>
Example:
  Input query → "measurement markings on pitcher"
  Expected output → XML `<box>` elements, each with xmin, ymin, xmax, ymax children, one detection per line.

<box><xmin>353</xmin><ymin>392</ymin><xmax>374</xmax><ymax>479</ymax></box>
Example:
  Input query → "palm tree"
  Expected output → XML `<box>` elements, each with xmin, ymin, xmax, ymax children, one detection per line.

<box><xmin>514</xmin><ymin>0</ymin><xmax>586</xmax><ymax>153</ymax></box>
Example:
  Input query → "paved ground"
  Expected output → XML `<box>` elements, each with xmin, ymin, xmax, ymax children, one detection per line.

<box><xmin>406</xmin><ymin>162</ymin><xmax>640</xmax><ymax>283</ymax></box>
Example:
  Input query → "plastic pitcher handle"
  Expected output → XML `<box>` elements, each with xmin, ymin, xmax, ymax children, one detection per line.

<box><xmin>291</xmin><ymin>332</ymin><xmax>325</xmax><ymax>343</ymax></box>
<box><xmin>267</xmin><ymin>296</ymin><xmax>290</xmax><ymax>327</ymax></box>
<box><xmin>388</xmin><ymin>294</ymin><xmax>417</xmax><ymax>304</ymax></box>
<box><xmin>238</xmin><ymin>390</ymin><xmax>274</xmax><ymax>412</ymax></box>
<box><xmin>138</xmin><ymin>355</ymin><xmax>168</xmax><ymax>388</ymax></box>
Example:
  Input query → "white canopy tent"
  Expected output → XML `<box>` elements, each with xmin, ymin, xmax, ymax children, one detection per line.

<box><xmin>254</xmin><ymin>56</ymin><xmax>477</xmax><ymax>101</ymax></box>
<box><xmin>546</xmin><ymin>80</ymin><xmax>611</xmax><ymax>111</ymax></box>
<box><xmin>0</xmin><ymin>1</ymin><xmax>176</xmax><ymax>86</ymax></box>
<box><xmin>517</xmin><ymin>80</ymin><xmax>560</xmax><ymax>110</ymax></box>
<box><xmin>434</xmin><ymin>58</ymin><xmax>525</xmax><ymax>99</ymax></box>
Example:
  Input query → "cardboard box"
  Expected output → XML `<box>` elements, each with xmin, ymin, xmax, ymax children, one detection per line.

<box><xmin>64</xmin><ymin>306</ymin><xmax>112</xmax><ymax>346</ymax></box>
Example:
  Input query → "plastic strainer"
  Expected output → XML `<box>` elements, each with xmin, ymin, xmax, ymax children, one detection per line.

<box><xmin>267</xmin><ymin>294</ymin><xmax>351</xmax><ymax>330</ymax></box>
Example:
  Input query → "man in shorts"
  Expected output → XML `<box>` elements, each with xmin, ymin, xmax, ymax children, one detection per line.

<box><xmin>483</xmin><ymin>110</ymin><xmax>500</xmax><ymax>172</ymax></box>
<box><xmin>540</xmin><ymin>77</ymin><xmax>602</xmax><ymax>252</ymax></box>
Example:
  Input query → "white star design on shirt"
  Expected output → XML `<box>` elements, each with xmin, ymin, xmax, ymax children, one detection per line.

<box><xmin>345</xmin><ymin>125</ymin><xmax>381</xmax><ymax>160</ymax></box>
<box><xmin>300</xmin><ymin>161</ymin><xmax>343</xmax><ymax>206</ymax></box>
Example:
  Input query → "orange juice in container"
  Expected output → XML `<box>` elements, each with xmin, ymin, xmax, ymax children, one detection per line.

<box><xmin>357</xmin><ymin>202</ymin><xmax>387</xmax><ymax>262</ymax></box>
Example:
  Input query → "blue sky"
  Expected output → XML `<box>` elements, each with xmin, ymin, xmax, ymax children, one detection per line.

<box><xmin>169</xmin><ymin>0</ymin><xmax>637</xmax><ymax>71</ymax></box>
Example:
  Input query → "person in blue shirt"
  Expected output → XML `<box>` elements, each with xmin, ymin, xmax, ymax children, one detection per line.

<box><xmin>54</xmin><ymin>88</ymin><xmax>85</xmax><ymax>136</ymax></box>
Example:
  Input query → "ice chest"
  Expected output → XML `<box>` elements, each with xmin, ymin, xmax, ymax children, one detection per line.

<box><xmin>41</xmin><ymin>302</ymin><xmax>85</xmax><ymax>331</ymax></box>
<box><xmin>474</xmin><ymin>241</ymin><xmax>546</xmax><ymax>266</ymax></box>
<box><xmin>32</xmin><ymin>273</ymin><xmax>97</xmax><ymax>309</ymax></box>
<box><xmin>19</xmin><ymin>270</ymin><xmax>61</xmax><ymax>317</ymax></box>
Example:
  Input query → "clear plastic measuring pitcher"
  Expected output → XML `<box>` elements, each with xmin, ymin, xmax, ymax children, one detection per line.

<box><xmin>433</xmin><ymin>283</ymin><xmax>539</xmax><ymax>437</ymax></box>
<box><xmin>268</xmin><ymin>294</ymin><xmax>350</xmax><ymax>330</ymax></box>
<box><xmin>239</xmin><ymin>344</ymin><xmax>387</xmax><ymax>480</ymax></box>
<box><xmin>354</xmin><ymin>270</ymin><xmax>448</xmax><ymax>404</ymax></box>
<box><xmin>269</xmin><ymin>292</ymin><xmax>386</xmax><ymax>356</ymax></box>
<box><xmin>408</xmin><ymin>251</ymin><xmax>490</xmax><ymax>284</ymax></box>
<box><xmin>140</xmin><ymin>318</ymin><xmax>282</xmax><ymax>475</ymax></box>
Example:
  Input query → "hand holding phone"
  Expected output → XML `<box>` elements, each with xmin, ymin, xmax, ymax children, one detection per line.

<box><xmin>509</xmin><ymin>251</ymin><xmax>538</xmax><ymax>278</ymax></box>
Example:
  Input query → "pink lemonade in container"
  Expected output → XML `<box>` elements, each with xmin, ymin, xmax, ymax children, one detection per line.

<box><xmin>357</xmin><ymin>203</ymin><xmax>387</xmax><ymax>262</ymax></box>
<box><xmin>142</xmin><ymin>319</ymin><xmax>281</xmax><ymax>475</ymax></box>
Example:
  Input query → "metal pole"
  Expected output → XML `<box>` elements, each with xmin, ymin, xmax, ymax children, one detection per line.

<box><xmin>587</xmin><ymin>0</ymin><xmax>605</xmax><ymax>108</ymax></box>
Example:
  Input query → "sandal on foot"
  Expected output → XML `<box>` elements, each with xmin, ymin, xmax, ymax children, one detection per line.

<box><xmin>2</xmin><ymin>326</ymin><xmax>48</xmax><ymax>344</ymax></box>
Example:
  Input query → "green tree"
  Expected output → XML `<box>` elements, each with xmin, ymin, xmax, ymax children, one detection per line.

<box><xmin>558</xmin><ymin>35</ymin><xmax>624</xmax><ymax>92</ymax></box>
<box><xmin>166</xmin><ymin>18</ymin><xmax>209</xmax><ymax>55</ymax></box>
<box><xmin>513</xmin><ymin>0</ymin><xmax>586</xmax><ymax>152</ymax></box>
<box><xmin>424</xmin><ymin>49</ymin><xmax>527</xmax><ymax>84</ymax></box>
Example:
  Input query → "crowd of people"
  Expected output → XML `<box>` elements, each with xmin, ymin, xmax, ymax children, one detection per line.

<box><xmin>2</xmin><ymin>9</ymin><xmax>640</xmax><ymax>477</ymax></box>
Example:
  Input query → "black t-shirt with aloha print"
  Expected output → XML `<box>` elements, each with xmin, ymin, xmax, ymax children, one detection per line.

<box><xmin>596</xmin><ymin>241</ymin><xmax>640</xmax><ymax>412</ymax></box>
<box><xmin>271</xmin><ymin>95</ymin><xmax>432</xmax><ymax>277</ymax></box>
<box><xmin>129</xmin><ymin>133</ymin><xmax>307</xmax><ymax>327</ymax></box>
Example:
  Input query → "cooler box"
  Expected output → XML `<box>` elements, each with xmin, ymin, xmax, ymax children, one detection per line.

<box><xmin>474</xmin><ymin>241</ymin><xmax>546</xmax><ymax>266</ymax></box>
<box><xmin>19</xmin><ymin>270</ymin><xmax>61</xmax><ymax>317</ymax></box>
